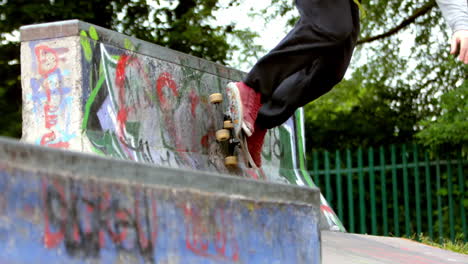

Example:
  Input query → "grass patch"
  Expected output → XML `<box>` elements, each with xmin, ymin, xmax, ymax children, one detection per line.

<box><xmin>415</xmin><ymin>234</ymin><xmax>468</xmax><ymax>255</ymax></box>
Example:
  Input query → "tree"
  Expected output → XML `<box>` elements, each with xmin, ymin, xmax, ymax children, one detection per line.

<box><xmin>416</xmin><ymin>80</ymin><xmax>468</xmax><ymax>150</ymax></box>
<box><xmin>258</xmin><ymin>0</ymin><xmax>466</xmax><ymax>151</ymax></box>
<box><xmin>0</xmin><ymin>0</ymin><xmax>261</xmax><ymax>138</ymax></box>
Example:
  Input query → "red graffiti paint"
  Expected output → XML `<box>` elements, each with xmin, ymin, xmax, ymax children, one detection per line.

<box><xmin>35</xmin><ymin>45</ymin><xmax>69</xmax><ymax>149</ymax></box>
<box><xmin>156</xmin><ymin>72</ymin><xmax>179</xmax><ymax>111</ymax></box>
<box><xmin>44</xmin><ymin>104</ymin><xmax>59</xmax><ymax>129</ymax></box>
<box><xmin>200</xmin><ymin>132</ymin><xmax>213</xmax><ymax>148</ymax></box>
<box><xmin>134</xmin><ymin>192</ymin><xmax>158</xmax><ymax>251</ymax></box>
<box><xmin>183</xmin><ymin>204</ymin><xmax>239</xmax><ymax>261</ymax></box>
<box><xmin>321</xmin><ymin>204</ymin><xmax>334</xmax><ymax>213</ymax></box>
<box><xmin>114</xmin><ymin>54</ymin><xmax>155</xmax><ymax>159</ymax></box>
<box><xmin>155</xmin><ymin>72</ymin><xmax>187</xmax><ymax>151</ymax></box>
<box><xmin>107</xmin><ymin>209</ymin><xmax>130</xmax><ymax>243</ymax></box>
<box><xmin>115</xmin><ymin>55</ymin><xmax>131</xmax><ymax>144</ymax></box>
<box><xmin>189</xmin><ymin>89</ymin><xmax>199</xmax><ymax>117</ymax></box>
<box><xmin>40</xmin><ymin>131</ymin><xmax>69</xmax><ymax>149</ymax></box>
<box><xmin>42</xmin><ymin>178</ymin><xmax>65</xmax><ymax>249</ymax></box>
<box><xmin>35</xmin><ymin>46</ymin><xmax>59</xmax><ymax>76</ymax></box>
<box><xmin>42</xmin><ymin>180</ymin><xmax>158</xmax><ymax>261</ymax></box>
<box><xmin>246</xmin><ymin>170</ymin><xmax>259</xmax><ymax>180</ymax></box>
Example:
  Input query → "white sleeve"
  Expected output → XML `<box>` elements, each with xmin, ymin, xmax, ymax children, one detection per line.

<box><xmin>436</xmin><ymin>0</ymin><xmax>468</xmax><ymax>32</ymax></box>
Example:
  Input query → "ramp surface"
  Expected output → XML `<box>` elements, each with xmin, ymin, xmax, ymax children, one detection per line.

<box><xmin>20</xmin><ymin>19</ymin><xmax>342</xmax><ymax>231</ymax></box>
<box><xmin>0</xmin><ymin>137</ymin><xmax>320</xmax><ymax>263</ymax></box>
<box><xmin>322</xmin><ymin>231</ymin><xmax>468</xmax><ymax>264</ymax></box>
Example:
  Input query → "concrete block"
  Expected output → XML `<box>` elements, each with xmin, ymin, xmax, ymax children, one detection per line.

<box><xmin>0</xmin><ymin>137</ymin><xmax>320</xmax><ymax>263</ymax></box>
<box><xmin>20</xmin><ymin>20</ymin><xmax>344</xmax><ymax>231</ymax></box>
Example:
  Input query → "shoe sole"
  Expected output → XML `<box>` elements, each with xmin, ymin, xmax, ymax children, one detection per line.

<box><xmin>226</xmin><ymin>82</ymin><xmax>254</xmax><ymax>137</ymax></box>
<box><xmin>226</xmin><ymin>82</ymin><xmax>243</xmax><ymax>138</ymax></box>
<box><xmin>226</xmin><ymin>82</ymin><xmax>258</xmax><ymax>168</ymax></box>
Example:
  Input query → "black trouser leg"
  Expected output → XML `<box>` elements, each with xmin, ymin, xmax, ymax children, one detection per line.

<box><xmin>244</xmin><ymin>0</ymin><xmax>360</xmax><ymax>129</ymax></box>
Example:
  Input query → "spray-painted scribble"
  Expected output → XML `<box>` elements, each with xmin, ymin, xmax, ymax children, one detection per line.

<box><xmin>29</xmin><ymin>44</ymin><xmax>75</xmax><ymax>148</ymax></box>
<box><xmin>20</xmin><ymin>22</ymin><xmax>344</xmax><ymax>232</ymax></box>
<box><xmin>0</xmin><ymin>165</ymin><xmax>320</xmax><ymax>263</ymax></box>
<box><xmin>42</xmin><ymin>179</ymin><xmax>157</xmax><ymax>262</ymax></box>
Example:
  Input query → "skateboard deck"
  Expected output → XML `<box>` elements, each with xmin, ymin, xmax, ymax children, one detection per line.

<box><xmin>209</xmin><ymin>83</ymin><xmax>257</xmax><ymax>168</ymax></box>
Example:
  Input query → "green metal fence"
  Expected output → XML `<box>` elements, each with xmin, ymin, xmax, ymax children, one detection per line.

<box><xmin>309</xmin><ymin>143</ymin><xmax>467</xmax><ymax>242</ymax></box>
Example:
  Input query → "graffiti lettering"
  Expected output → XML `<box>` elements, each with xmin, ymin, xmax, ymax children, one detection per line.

<box><xmin>43</xmin><ymin>179</ymin><xmax>157</xmax><ymax>262</ymax></box>
<box><xmin>33</xmin><ymin>45</ymin><xmax>72</xmax><ymax>149</ymax></box>
<box><xmin>184</xmin><ymin>204</ymin><xmax>239</xmax><ymax>261</ymax></box>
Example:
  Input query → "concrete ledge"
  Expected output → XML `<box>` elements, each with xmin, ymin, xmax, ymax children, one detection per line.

<box><xmin>0</xmin><ymin>136</ymin><xmax>321</xmax><ymax>263</ymax></box>
<box><xmin>19</xmin><ymin>19</ymin><xmax>344</xmax><ymax>231</ymax></box>
<box><xmin>0</xmin><ymin>136</ymin><xmax>319</xmax><ymax>206</ymax></box>
<box><xmin>20</xmin><ymin>20</ymin><xmax>244</xmax><ymax>80</ymax></box>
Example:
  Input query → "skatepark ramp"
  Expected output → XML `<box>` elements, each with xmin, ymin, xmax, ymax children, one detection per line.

<box><xmin>19</xmin><ymin>20</ymin><xmax>342</xmax><ymax>231</ymax></box>
<box><xmin>0</xmin><ymin>136</ymin><xmax>321</xmax><ymax>263</ymax></box>
<box><xmin>6</xmin><ymin>20</ymin><xmax>467</xmax><ymax>264</ymax></box>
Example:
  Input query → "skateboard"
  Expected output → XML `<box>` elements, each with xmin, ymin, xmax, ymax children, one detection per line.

<box><xmin>209</xmin><ymin>84</ymin><xmax>256</xmax><ymax>168</ymax></box>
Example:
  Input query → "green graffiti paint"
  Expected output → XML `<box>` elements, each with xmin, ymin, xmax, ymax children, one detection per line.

<box><xmin>261</xmin><ymin>131</ymin><xmax>273</xmax><ymax>162</ymax></box>
<box><xmin>80</xmin><ymin>30</ymin><xmax>93</xmax><ymax>62</ymax></box>
<box><xmin>89</xmin><ymin>26</ymin><xmax>99</xmax><ymax>41</ymax></box>
<box><xmin>124</xmin><ymin>38</ymin><xmax>136</xmax><ymax>51</ymax></box>
<box><xmin>82</xmin><ymin>75</ymin><xmax>106</xmax><ymax>131</ymax></box>
<box><xmin>294</xmin><ymin>109</ymin><xmax>314</xmax><ymax>187</ymax></box>
<box><xmin>278</xmin><ymin>126</ymin><xmax>297</xmax><ymax>184</ymax></box>
<box><xmin>87</xmin><ymin>130</ymin><xmax>127</xmax><ymax>158</ymax></box>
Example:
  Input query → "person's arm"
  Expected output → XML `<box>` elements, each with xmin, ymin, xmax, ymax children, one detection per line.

<box><xmin>435</xmin><ymin>0</ymin><xmax>468</xmax><ymax>63</ymax></box>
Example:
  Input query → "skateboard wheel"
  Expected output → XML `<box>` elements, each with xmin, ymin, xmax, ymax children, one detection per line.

<box><xmin>224</xmin><ymin>120</ymin><xmax>234</xmax><ymax>129</ymax></box>
<box><xmin>209</xmin><ymin>93</ymin><xmax>223</xmax><ymax>104</ymax></box>
<box><xmin>216</xmin><ymin>129</ymin><xmax>230</xmax><ymax>142</ymax></box>
<box><xmin>225</xmin><ymin>156</ymin><xmax>238</xmax><ymax>166</ymax></box>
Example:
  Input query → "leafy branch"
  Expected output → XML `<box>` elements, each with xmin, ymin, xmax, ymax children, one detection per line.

<box><xmin>357</xmin><ymin>0</ymin><xmax>436</xmax><ymax>45</ymax></box>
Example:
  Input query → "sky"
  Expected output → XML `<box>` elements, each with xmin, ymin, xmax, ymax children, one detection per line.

<box><xmin>1</xmin><ymin>0</ymin><xmax>288</xmax><ymax>71</ymax></box>
<box><xmin>211</xmin><ymin>0</ymin><xmax>296</xmax><ymax>71</ymax></box>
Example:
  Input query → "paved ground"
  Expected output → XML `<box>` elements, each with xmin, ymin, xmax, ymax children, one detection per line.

<box><xmin>322</xmin><ymin>231</ymin><xmax>468</xmax><ymax>264</ymax></box>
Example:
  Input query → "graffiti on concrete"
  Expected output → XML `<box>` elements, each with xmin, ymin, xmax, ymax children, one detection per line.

<box><xmin>21</xmin><ymin>22</ymin><xmax>344</xmax><ymax>232</ymax></box>
<box><xmin>0</xmin><ymin>164</ymin><xmax>320</xmax><ymax>263</ymax></box>
<box><xmin>78</xmin><ymin>26</ymin><xmax>304</xmax><ymax>182</ymax></box>
<box><xmin>43</xmin><ymin>180</ymin><xmax>157</xmax><ymax>262</ymax></box>
<box><xmin>28</xmin><ymin>44</ymin><xmax>75</xmax><ymax>148</ymax></box>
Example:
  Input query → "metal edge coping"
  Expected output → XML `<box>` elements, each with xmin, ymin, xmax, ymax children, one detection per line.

<box><xmin>0</xmin><ymin>136</ymin><xmax>320</xmax><ymax>207</ymax></box>
<box><xmin>19</xmin><ymin>19</ymin><xmax>245</xmax><ymax>80</ymax></box>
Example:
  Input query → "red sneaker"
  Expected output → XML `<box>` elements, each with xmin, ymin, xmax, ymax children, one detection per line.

<box><xmin>226</xmin><ymin>82</ymin><xmax>261</xmax><ymax>137</ymax></box>
<box><xmin>246</xmin><ymin>123</ymin><xmax>267</xmax><ymax>168</ymax></box>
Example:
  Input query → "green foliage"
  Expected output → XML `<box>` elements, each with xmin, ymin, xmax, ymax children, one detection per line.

<box><xmin>1</xmin><ymin>0</ymin><xmax>465</xmax><ymax>148</ymax></box>
<box><xmin>418</xmin><ymin>234</ymin><xmax>468</xmax><ymax>254</ymax></box>
<box><xmin>258</xmin><ymin>0</ymin><xmax>466</xmax><ymax>151</ymax></box>
<box><xmin>416</xmin><ymin>80</ymin><xmax>468</xmax><ymax>150</ymax></box>
<box><xmin>0</xmin><ymin>0</ymin><xmax>260</xmax><ymax>138</ymax></box>
<box><xmin>0</xmin><ymin>41</ymin><xmax>21</xmax><ymax>138</ymax></box>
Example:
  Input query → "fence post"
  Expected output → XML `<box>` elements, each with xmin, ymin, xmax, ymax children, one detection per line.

<box><xmin>413</xmin><ymin>144</ymin><xmax>422</xmax><ymax>238</ymax></box>
<box><xmin>402</xmin><ymin>144</ymin><xmax>411</xmax><ymax>237</ymax></box>
<box><xmin>424</xmin><ymin>152</ymin><xmax>434</xmax><ymax>240</ymax></box>
<box><xmin>336</xmin><ymin>150</ymin><xmax>343</xmax><ymax>221</ymax></box>
<box><xmin>391</xmin><ymin>144</ymin><xmax>400</xmax><ymax>236</ymax></box>
<box><xmin>346</xmin><ymin>149</ymin><xmax>355</xmax><ymax>233</ymax></box>
<box><xmin>436</xmin><ymin>154</ymin><xmax>443</xmax><ymax>242</ymax></box>
<box><xmin>447</xmin><ymin>153</ymin><xmax>455</xmax><ymax>241</ymax></box>
<box><xmin>313</xmin><ymin>151</ymin><xmax>320</xmax><ymax>187</ymax></box>
<box><xmin>369</xmin><ymin>147</ymin><xmax>377</xmax><ymax>235</ymax></box>
<box><xmin>358</xmin><ymin>147</ymin><xmax>366</xmax><ymax>234</ymax></box>
<box><xmin>324</xmin><ymin>151</ymin><xmax>332</xmax><ymax>206</ymax></box>
<box><xmin>457</xmin><ymin>150</ymin><xmax>467</xmax><ymax>242</ymax></box>
<box><xmin>380</xmin><ymin>146</ymin><xmax>388</xmax><ymax>236</ymax></box>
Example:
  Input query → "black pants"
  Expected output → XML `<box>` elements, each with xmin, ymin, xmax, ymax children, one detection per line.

<box><xmin>244</xmin><ymin>0</ymin><xmax>360</xmax><ymax>129</ymax></box>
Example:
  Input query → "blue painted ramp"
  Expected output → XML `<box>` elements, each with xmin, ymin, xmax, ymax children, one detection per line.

<box><xmin>0</xmin><ymin>137</ymin><xmax>321</xmax><ymax>263</ymax></box>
